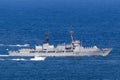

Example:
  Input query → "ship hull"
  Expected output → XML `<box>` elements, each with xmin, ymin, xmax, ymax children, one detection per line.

<box><xmin>9</xmin><ymin>48</ymin><xmax>112</xmax><ymax>57</ymax></box>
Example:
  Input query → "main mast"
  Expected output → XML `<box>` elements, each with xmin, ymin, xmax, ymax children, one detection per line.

<box><xmin>70</xmin><ymin>31</ymin><xmax>75</xmax><ymax>42</ymax></box>
<box><xmin>43</xmin><ymin>32</ymin><xmax>49</xmax><ymax>44</ymax></box>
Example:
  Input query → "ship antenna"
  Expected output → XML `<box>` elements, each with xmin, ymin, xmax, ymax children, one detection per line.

<box><xmin>70</xmin><ymin>31</ymin><xmax>74</xmax><ymax>41</ymax></box>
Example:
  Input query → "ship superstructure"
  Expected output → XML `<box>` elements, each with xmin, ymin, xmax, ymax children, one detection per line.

<box><xmin>9</xmin><ymin>32</ymin><xmax>112</xmax><ymax>57</ymax></box>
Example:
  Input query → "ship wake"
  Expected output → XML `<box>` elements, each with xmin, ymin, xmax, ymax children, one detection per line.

<box><xmin>30</xmin><ymin>56</ymin><xmax>46</xmax><ymax>61</ymax></box>
<box><xmin>0</xmin><ymin>56</ymin><xmax>46</xmax><ymax>61</ymax></box>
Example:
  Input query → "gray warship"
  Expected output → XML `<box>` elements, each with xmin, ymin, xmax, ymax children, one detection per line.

<box><xmin>9</xmin><ymin>32</ymin><xmax>112</xmax><ymax>57</ymax></box>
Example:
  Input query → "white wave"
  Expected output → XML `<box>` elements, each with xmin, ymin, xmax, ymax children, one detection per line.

<box><xmin>0</xmin><ymin>58</ymin><xmax>5</xmax><ymax>61</ymax></box>
<box><xmin>0</xmin><ymin>55</ymin><xmax>9</xmax><ymax>57</ymax></box>
<box><xmin>0</xmin><ymin>44</ymin><xmax>5</xmax><ymax>46</ymax></box>
<box><xmin>0</xmin><ymin>44</ymin><xmax>30</xmax><ymax>47</ymax></box>
<box><xmin>8</xmin><ymin>44</ymin><xmax>30</xmax><ymax>47</ymax></box>
<box><xmin>11</xmin><ymin>58</ymin><xmax>27</xmax><ymax>61</ymax></box>
<box><xmin>30</xmin><ymin>56</ymin><xmax>46</xmax><ymax>61</ymax></box>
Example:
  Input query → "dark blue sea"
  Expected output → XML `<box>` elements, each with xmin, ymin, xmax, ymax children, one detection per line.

<box><xmin>0</xmin><ymin>0</ymin><xmax>120</xmax><ymax>80</ymax></box>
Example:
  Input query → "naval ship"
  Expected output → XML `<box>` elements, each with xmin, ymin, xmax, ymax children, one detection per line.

<box><xmin>9</xmin><ymin>32</ymin><xmax>112</xmax><ymax>57</ymax></box>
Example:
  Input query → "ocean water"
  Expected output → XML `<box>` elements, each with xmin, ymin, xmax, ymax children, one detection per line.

<box><xmin>0</xmin><ymin>0</ymin><xmax>120</xmax><ymax>80</ymax></box>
